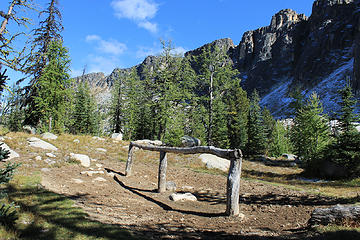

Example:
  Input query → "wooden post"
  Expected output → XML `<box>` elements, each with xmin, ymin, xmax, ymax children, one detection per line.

<box><xmin>226</xmin><ymin>150</ymin><xmax>243</xmax><ymax>216</ymax></box>
<box><xmin>125</xmin><ymin>143</ymin><xmax>134</xmax><ymax>176</ymax></box>
<box><xmin>158</xmin><ymin>151</ymin><xmax>167</xmax><ymax>193</ymax></box>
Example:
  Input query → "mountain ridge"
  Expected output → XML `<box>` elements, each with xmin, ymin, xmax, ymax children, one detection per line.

<box><xmin>74</xmin><ymin>0</ymin><xmax>360</xmax><ymax>118</ymax></box>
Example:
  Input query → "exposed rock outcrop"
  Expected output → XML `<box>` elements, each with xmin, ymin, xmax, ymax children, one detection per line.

<box><xmin>74</xmin><ymin>0</ymin><xmax>360</xmax><ymax>118</ymax></box>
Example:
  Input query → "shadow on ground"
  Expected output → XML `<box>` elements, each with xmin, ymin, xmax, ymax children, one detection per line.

<box><xmin>5</xmin><ymin>182</ymin><xmax>360</xmax><ymax>239</ymax></box>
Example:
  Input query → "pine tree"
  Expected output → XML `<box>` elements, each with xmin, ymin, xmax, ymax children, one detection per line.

<box><xmin>323</xmin><ymin>82</ymin><xmax>360</xmax><ymax>177</ymax></box>
<box><xmin>225</xmin><ymin>84</ymin><xmax>249</xmax><ymax>149</ymax></box>
<box><xmin>33</xmin><ymin>39</ymin><xmax>71</xmax><ymax>133</ymax></box>
<box><xmin>246</xmin><ymin>90</ymin><xmax>266</xmax><ymax>156</ymax></box>
<box><xmin>290</xmin><ymin>92</ymin><xmax>330</xmax><ymax>168</ymax></box>
<box><xmin>24</xmin><ymin>0</ymin><xmax>64</xmax><ymax>126</ymax></box>
<box><xmin>0</xmin><ymin>0</ymin><xmax>34</xmax><ymax>71</ymax></box>
<box><xmin>194</xmin><ymin>44</ymin><xmax>239</xmax><ymax>147</ymax></box>
<box><xmin>109</xmin><ymin>75</ymin><xmax>124</xmax><ymax>134</ymax></box>
<box><xmin>268</xmin><ymin>121</ymin><xmax>292</xmax><ymax>157</ymax></box>
<box><xmin>71</xmin><ymin>81</ymin><xmax>99</xmax><ymax>135</ymax></box>
<box><xmin>262</xmin><ymin>107</ymin><xmax>276</xmax><ymax>155</ymax></box>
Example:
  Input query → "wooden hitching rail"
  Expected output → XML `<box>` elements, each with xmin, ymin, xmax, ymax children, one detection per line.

<box><xmin>125</xmin><ymin>141</ymin><xmax>243</xmax><ymax>216</ymax></box>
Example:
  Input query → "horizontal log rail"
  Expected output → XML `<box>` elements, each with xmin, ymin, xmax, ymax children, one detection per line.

<box><xmin>125</xmin><ymin>141</ymin><xmax>243</xmax><ymax>216</ymax></box>
<box><xmin>129</xmin><ymin>141</ymin><xmax>241</xmax><ymax>160</ymax></box>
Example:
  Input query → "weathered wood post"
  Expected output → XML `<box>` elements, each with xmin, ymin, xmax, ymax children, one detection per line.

<box><xmin>125</xmin><ymin>143</ymin><xmax>134</xmax><ymax>176</ymax></box>
<box><xmin>225</xmin><ymin>149</ymin><xmax>243</xmax><ymax>216</ymax></box>
<box><xmin>158</xmin><ymin>151</ymin><xmax>167</xmax><ymax>193</ymax></box>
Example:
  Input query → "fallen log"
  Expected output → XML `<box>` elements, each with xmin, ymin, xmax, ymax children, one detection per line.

<box><xmin>308</xmin><ymin>205</ymin><xmax>360</xmax><ymax>227</ymax></box>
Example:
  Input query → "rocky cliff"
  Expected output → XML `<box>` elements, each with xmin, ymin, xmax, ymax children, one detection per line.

<box><xmin>75</xmin><ymin>0</ymin><xmax>360</xmax><ymax>118</ymax></box>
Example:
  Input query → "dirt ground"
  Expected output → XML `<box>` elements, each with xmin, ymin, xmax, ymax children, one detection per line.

<box><xmin>3</xmin><ymin>134</ymin><xmax>349</xmax><ymax>239</ymax></box>
<box><xmin>39</xmin><ymin>155</ymin><xmax>322</xmax><ymax>239</ymax></box>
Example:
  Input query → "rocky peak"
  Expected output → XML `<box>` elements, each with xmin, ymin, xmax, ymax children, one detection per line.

<box><xmin>270</xmin><ymin>9</ymin><xmax>307</xmax><ymax>30</ymax></box>
<box><xmin>185</xmin><ymin>38</ymin><xmax>235</xmax><ymax>58</ymax></box>
<box><xmin>73</xmin><ymin>72</ymin><xmax>107</xmax><ymax>89</ymax></box>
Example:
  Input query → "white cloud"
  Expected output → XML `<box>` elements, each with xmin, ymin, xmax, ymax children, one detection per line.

<box><xmin>87</xmin><ymin>55</ymin><xmax>121</xmax><ymax>75</ymax></box>
<box><xmin>85</xmin><ymin>35</ymin><xmax>101</xmax><ymax>42</ymax></box>
<box><xmin>172</xmin><ymin>46</ymin><xmax>187</xmax><ymax>56</ymax></box>
<box><xmin>86</xmin><ymin>35</ymin><xmax>127</xmax><ymax>55</ymax></box>
<box><xmin>137</xmin><ymin>21</ymin><xmax>158</xmax><ymax>33</ymax></box>
<box><xmin>111</xmin><ymin>0</ymin><xmax>158</xmax><ymax>20</ymax></box>
<box><xmin>111</xmin><ymin>0</ymin><xmax>159</xmax><ymax>33</ymax></box>
<box><xmin>136</xmin><ymin>45</ymin><xmax>161</xmax><ymax>59</ymax></box>
<box><xmin>136</xmin><ymin>44</ymin><xmax>187</xmax><ymax>59</ymax></box>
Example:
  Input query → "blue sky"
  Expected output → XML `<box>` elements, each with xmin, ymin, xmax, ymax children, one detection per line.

<box><xmin>2</xmin><ymin>0</ymin><xmax>315</xmax><ymax>84</ymax></box>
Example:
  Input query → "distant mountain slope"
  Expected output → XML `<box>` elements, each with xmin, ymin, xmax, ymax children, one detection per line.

<box><xmin>74</xmin><ymin>0</ymin><xmax>360</xmax><ymax>118</ymax></box>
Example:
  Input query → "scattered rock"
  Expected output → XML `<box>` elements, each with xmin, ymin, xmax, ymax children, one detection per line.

<box><xmin>181</xmin><ymin>136</ymin><xmax>201</xmax><ymax>147</ymax></box>
<box><xmin>92</xmin><ymin>136</ymin><xmax>105</xmax><ymax>141</ymax></box>
<box><xmin>73</xmin><ymin>139</ymin><xmax>80</xmax><ymax>143</ymax></box>
<box><xmin>182</xmin><ymin>186</ymin><xmax>194</xmax><ymax>191</ymax></box>
<box><xmin>28</xmin><ymin>137</ymin><xmax>58</xmax><ymax>151</ymax></box>
<box><xmin>166</xmin><ymin>181</ymin><xmax>177</xmax><ymax>192</ymax></box>
<box><xmin>107</xmin><ymin>172</ymin><xmax>115</xmax><ymax>177</ymax></box>
<box><xmin>95</xmin><ymin>163</ymin><xmax>103</xmax><ymax>168</ymax></box>
<box><xmin>199</xmin><ymin>154</ymin><xmax>230</xmax><ymax>172</ymax></box>
<box><xmin>96</xmin><ymin>148</ymin><xmax>107</xmax><ymax>153</ymax></box>
<box><xmin>93</xmin><ymin>177</ymin><xmax>107</xmax><ymax>182</ymax></box>
<box><xmin>111</xmin><ymin>133</ymin><xmax>123</xmax><ymax>141</ymax></box>
<box><xmin>41</xmin><ymin>132</ymin><xmax>58</xmax><ymax>140</ymax></box>
<box><xmin>0</xmin><ymin>142</ymin><xmax>20</xmax><ymax>160</ymax></box>
<box><xmin>72</xmin><ymin>178</ymin><xmax>84</xmax><ymax>184</ymax></box>
<box><xmin>35</xmin><ymin>156</ymin><xmax>42</xmax><ymax>161</ymax></box>
<box><xmin>23</xmin><ymin>125</ymin><xmax>36</xmax><ymax>134</ymax></box>
<box><xmin>44</xmin><ymin>159</ymin><xmax>56</xmax><ymax>165</ymax></box>
<box><xmin>0</xmin><ymin>136</ymin><xmax>4</xmax><ymax>141</ymax></box>
<box><xmin>80</xmin><ymin>170</ymin><xmax>104</xmax><ymax>176</ymax></box>
<box><xmin>46</xmin><ymin>153</ymin><xmax>56</xmax><ymax>158</ymax></box>
<box><xmin>169</xmin><ymin>193</ymin><xmax>197</xmax><ymax>202</ymax></box>
<box><xmin>70</xmin><ymin>153</ymin><xmax>90</xmax><ymax>167</ymax></box>
<box><xmin>281</xmin><ymin>153</ymin><xmax>297</xmax><ymax>161</ymax></box>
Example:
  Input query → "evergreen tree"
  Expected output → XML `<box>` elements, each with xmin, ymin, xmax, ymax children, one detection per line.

<box><xmin>322</xmin><ymin>82</ymin><xmax>360</xmax><ymax>177</ymax></box>
<box><xmin>225</xmin><ymin>84</ymin><xmax>249</xmax><ymax>149</ymax></box>
<box><xmin>24</xmin><ymin>0</ymin><xmax>64</xmax><ymax>126</ymax></box>
<box><xmin>33</xmin><ymin>39</ymin><xmax>71</xmax><ymax>133</ymax></box>
<box><xmin>268</xmin><ymin>121</ymin><xmax>292</xmax><ymax>157</ymax></box>
<box><xmin>290</xmin><ymin>92</ymin><xmax>330</xmax><ymax>168</ymax></box>
<box><xmin>194</xmin><ymin>44</ymin><xmax>239</xmax><ymax>147</ymax></box>
<box><xmin>178</xmin><ymin>57</ymin><xmax>206</xmax><ymax>143</ymax></box>
<box><xmin>262</xmin><ymin>107</ymin><xmax>276</xmax><ymax>155</ymax></box>
<box><xmin>109</xmin><ymin>74</ymin><xmax>124</xmax><ymax>133</ymax></box>
<box><xmin>6</xmin><ymin>85</ymin><xmax>24</xmax><ymax>132</ymax></box>
<box><xmin>0</xmin><ymin>0</ymin><xmax>34</xmax><ymax>71</ymax></box>
<box><xmin>71</xmin><ymin>81</ymin><xmax>99</xmax><ymax>135</ymax></box>
<box><xmin>246</xmin><ymin>90</ymin><xmax>266</xmax><ymax>156</ymax></box>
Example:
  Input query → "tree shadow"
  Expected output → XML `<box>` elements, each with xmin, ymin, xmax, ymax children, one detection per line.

<box><xmin>104</xmin><ymin>167</ymin><xmax>125</xmax><ymax>176</ymax></box>
<box><xmin>6</xmin><ymin>185</ymin><xmax>138</xmax><ymax>240</ymax></box>
<box><xmin>5</xmin><ymin>181</ymin><xmax>360</xmax><ymax>239</ymax></box>
<box><xmin>113</xmin><ymin>176</ymin><xmax>226</xmax><ymax>217</ymax></box>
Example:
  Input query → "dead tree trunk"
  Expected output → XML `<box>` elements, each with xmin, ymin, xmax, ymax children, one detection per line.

<box><xmin>309</xmin><ymin>205</ymin><xmax>360</xmax><ymax>227</ymax></box>
<box><xmin>158</xmin><ymin>151</ymin><xmax>167</xmax><ymax>193</ymax></box>
<box><xmin>125</xmin><ymin>144</ymin><xmax>134</xmax><ymax>176</ymax></box>
<box><xmin>226</xmin><ymin>152</ymin><xmax>243</xmax><ymax>216</ymax></box>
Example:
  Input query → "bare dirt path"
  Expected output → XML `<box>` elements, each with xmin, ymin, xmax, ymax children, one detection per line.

<box><xmin>39</xmin><ymin>157</ymin><xmax>322</xmax><ymax>239</ymax></box>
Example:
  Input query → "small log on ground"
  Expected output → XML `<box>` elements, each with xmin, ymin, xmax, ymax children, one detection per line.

<box><xmin>308</xmin><ymin>205</ymin><xmax>360</xmax><ymax>227</ymax></box>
